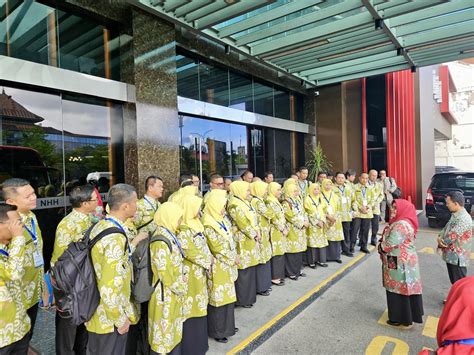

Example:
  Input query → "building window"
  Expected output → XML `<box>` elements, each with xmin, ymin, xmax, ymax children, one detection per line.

<box><xmin>0</xmin><ymin>0</ymin><xmax>123</xmax><ymax>80</ymax></box>
<box><xmin>366</xmin><ymin>75</ymin><xmax>387</xmax><ymax>171</ymax></box>
<box><xmin>0</xmin><ymin>84</ymin><xmax>124</xmax><ymax>265</ymax></box>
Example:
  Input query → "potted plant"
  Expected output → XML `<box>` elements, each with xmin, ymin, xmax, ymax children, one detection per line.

<box><xmin>306</xmin><ymin>142</ymin><xmax>333</xmax><ymax>182</ymax></box>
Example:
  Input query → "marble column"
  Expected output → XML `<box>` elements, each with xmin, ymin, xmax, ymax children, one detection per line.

<box><xmin>303</xmin><ymin>92</ymin><xmax>317</xmax><ymax>166</ymax></box>
<box><xmin>131</xmin><ymin>9</ymin><xmax>180</xmax><ymax>196</ymax></box>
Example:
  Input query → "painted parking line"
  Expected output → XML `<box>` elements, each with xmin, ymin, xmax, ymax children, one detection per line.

<box><xmin>418</xmin><ymin>247</ymin><xmax>435</xmax><ymax>254</ymax></box>
<box><xmin>422</xmin><ymin>316</ymin><xmax>439</xmax><ymax>339</ymax></box>
<box><xmin>226</xmin><ymin>246</ymin><xmax>374</xmax><ymax>354</ymax></box>
<box><xmin>377</xmin><ymin>309</ymin><xmax>389</xmax><ymax>326</ymax></box>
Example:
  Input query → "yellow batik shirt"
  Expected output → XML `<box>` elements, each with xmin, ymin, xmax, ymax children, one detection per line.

<box><xmin>283</xmin><ymin>198</ymin><xmax>307</xmax><ymax>253</ymax></box>
<box><xmin>133</xmin><ymin>196</ymin><xmax>160</xmax><ymax>235</ymax></box>
<box><xmin>333</xmin><ymin>184</ymin><xmax>353</xmax><ymax>222</ymax></box>
<box><xmin>352</xmin><ymin>184</ymin><xmax>375</xmax><ymax>219</ymax></box>
<box><xmin>20</xmin><ymin>212</ymin><xmax>44</xmax><ymax>310</ymax></box>
<box><xmin>0</xmin><ymin>235</ymin><xmax>31</xmax><ymax>348</ymax></box>
<box><xmin>368</xmin><ymin>180</ymin><xmax>384</xmax><ymax>216</ymax></box>
<box><xmin>51</xmin><ymin>209</ymin><xmax>93</xmax><ymax>267</ymax></box>
<box><xmin>177</xmin><ymin>225</ymin><xmax>212</xmax><ymax>320</ymax></box>
<box><xmin>85</xmin><ymin>218</ymin><xmax>139</xmax><ymax>334</ymax></box>
<box><xmin>251</xmin><ymin>197</ymin><xmax>273</xmax><ymax>264</ymax></box>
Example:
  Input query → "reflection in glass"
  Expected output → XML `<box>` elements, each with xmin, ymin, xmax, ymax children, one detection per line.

<box><xmin>199</xmin><ymin>62</ymin><xmax>229</xmax><ymax>106</ymax></box>
<box><xmin>274</xmin><ymin>89</ymin><xmax>290</xmax><ymax>120</ymax></box>
<box><xmin>177</xmin><ymin>55</ymin><xmax>199</xmax><ymax>100</ymax></box>
<box><xmin>229</xmin><ymin>71</ymin><xmax>253</xmax><ymax>112</ymax></box>
<box><xmin>253</xmin><ymin>81</ymin><xmax>274</xmax><ymax>117</ymax></box>
<box><xmin>249</xmin><ymin>127</ymin><xmax>265</xmax><ymax>178</ymax></box>
<box><xmin>273</xmin><ymin>129</ymin><xmax>292</xmax><ymax>178</ymax></box>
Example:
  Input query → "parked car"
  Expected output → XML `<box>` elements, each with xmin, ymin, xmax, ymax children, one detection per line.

<box><xmin>426</xmin><ymin>172</ymin><xmax>474</xmax><ymax>228</ymax></box>
<box><xmin>435</xmin><ymin>166</ymin><xmax>460</xmax><ymax>173</ymax></box>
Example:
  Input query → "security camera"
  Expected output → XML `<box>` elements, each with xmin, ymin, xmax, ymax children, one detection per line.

<box><xmin>315</xmin><ymin>91</ymin><xmax>320</xmax><ymax>96</ymax></box>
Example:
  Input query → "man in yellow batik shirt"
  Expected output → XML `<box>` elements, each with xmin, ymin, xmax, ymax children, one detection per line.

<box><xmin>0</xmin><ymin>203</ymin><xmax>30</xmax><ymax>353</ymax></box>
<box><xmin>350</xmin><ymin>173</ymin><xmax>375</xmax><ymax>254</ymax></box>
<box><xmin>51</xmin><ymin>184</ymin><xmax>98</xmax><ymax>355</ymax></box>
<box><xmin>2</xmin><ymin>178</ymin><xmax>43</xmax><ymax>340</ymax></box>
<box><xmin>368</xmin><ymin>170</ymin><xmax>384</xmax><ymax>246</ymax></box>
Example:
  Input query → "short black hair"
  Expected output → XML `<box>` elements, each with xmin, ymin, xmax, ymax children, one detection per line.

<box><xmin>210</xmin><ymin>174</ymin><xmax>223</xmax><ymax>182</ymax></box>
<box><xmin>179</xmin><ymin>175</ymin><xmax>192</xmax><ymax>186</ymax></box>
<box><xmin>264</xmin><ymin>171</ymin><xmax>273</xmax><ymax>179</ymax></box>
<box><xmin>335</xmin><ymin>172</ymin><xmax>345</xmax><ymax>178</ymax></box>
<box><xmin>345</xmin><ymin>169</ymin><xmax>356</xmax><ymax>178</ymax></box>
<box><xmin>145</xmin><ymin>176</ymin><xmax>162</xmax><ymax>191</ymax></box>
<box><xmin>241</xmin><ymin>170</ymin><xmax>253</xmax><ymax>179</ymax></box>
<box><xmin>298</xmin><ymin>166</ymin><xmax>308</xmax><ymax>172</ymax></box>
<box><xmin>107</xmin><ymin>184</ymin><xmax>137</xmax><ymax>211</ymax></box>
<box><xmin>317</xmin><ymin>171</ymin><xmax>327</xmax><ymax>177</ymax></box>
<box><xmin>1</xmin><ymin>178</ymin><xmax>31</xmax><ymax>200</ymax></box>
<box><xmin>69</xmin><ymin>185</ymin><xmax>95</xmax><ymax>208</ymax></box>
<box><xmin>327</xmin><ymin>171</ymin><xmax>334</xmax><ymax>177</ymax></box>
<box><xmin>0</xmin><ymin>203</ymin><xmax>17</xmax><ymax>223</ymax></box>
<box><xmin>446</xmin><ymin>191</ymin><xmax>465</xmax><ymax>207</ymax></box>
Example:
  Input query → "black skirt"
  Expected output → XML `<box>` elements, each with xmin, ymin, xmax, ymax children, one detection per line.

<box><xmin>327</xmin><ymin>241</ymin><xmax>341</xmax><ymax>261</ymax></box>
<box><xmin>235</xmin><ymin>266</ymin><xmax>257</xmax><ymax>306</ymax></box>
<box><xmin>386</xmin><ymin>290</ymin><xmax>424</xmax><ymax>325</ymax></box>
<box><xmin>315</xmin><ymin>247</ymin><xmax>327</xmax><ymax>263</ymax></box>
<box><xmin>207</xmin><ymin>303</ymin><xmax>236</xmax><ymax>339</ymax></box>
<box><xmin>285</xmin><ymin>252</ymin><xmax>303</xmax><ymax>277</ymax></box>
<box><xmin>256</xmin><ymin>262</ymin><xmax>272</xmax><ymax>293</ymax></box>
<box><xmin>271</xmin><ymin>255</ymin><xmax>285</xmax><ymax>280</ymax></box>
<box><xmin>306</xmin><ymin>247</ymin><xmax>317</xmax><ymax>265</ymax></box>
<box><xmin>182</xmin><ymin>316</ymin><xmax>208</xmax><ymax>355</ymax></box>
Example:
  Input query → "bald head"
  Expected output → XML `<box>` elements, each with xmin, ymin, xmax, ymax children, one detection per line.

<box><xmin>368</xmin><ymin>170</ymin><xmax>378</xmax><ymax>182</ymax></box>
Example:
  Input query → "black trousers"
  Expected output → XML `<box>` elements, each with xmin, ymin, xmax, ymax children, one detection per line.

<box><xmin>125</xmin><ymin>303</ymin><xmax>149</xmax><ymax>355</ymax></box>
<box><xmin>447</xmin><ymin>262</ymin><xmax>467</xmax><ymax>285</ymax></box>
<box><xmin>27</xmin><ymin>303</ymin><xmax>39</xmax><ymax>340</ymax></box>
<box><xmin>87</xmin><ymin>329</ymin><xmax>127</xmax><ymax>355</ymax></box>
<box><xmin>55</xmin><ymin>313</ymin><xmax>88</xmax><ymax>355</ymax></box>
<box><xmin>351</xmin><ymin>218</ymin><xmax>371</xmax><ymax>250</ymax></box>
<box><xmin>0</xmin><ymin>334</ymin><xmax>29</xmax><ymax>355</ymax></box>
<box><xmin>341</xmin><ymin>221</ymin><xmax>351</xmax><ymax>253</ymax></box>
<box><xmin>371</xmin><ymin>214</ymin><xmax>380</xmax><ymax>244</ymax></box>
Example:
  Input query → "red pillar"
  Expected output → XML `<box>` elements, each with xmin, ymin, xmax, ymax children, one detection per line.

<box><xmin>362</xmin><ymin>78</ymin><xmax>368</xmax><ymax>172</ymax></box>
<box><xmin>385</xmin><ymin>70</ymin><xmax>417</xmax><ymax>204</ymax></box>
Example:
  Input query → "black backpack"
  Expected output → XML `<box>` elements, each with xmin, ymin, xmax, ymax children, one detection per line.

<box><xmin>131</xmin><ymin>234</ymin><xmax>172</xmax><ymax>304</ymax></box>
<box><xmin>51</xmin><ymin>225</ymin><xmax>126</xmax><ymax>326</ymax></box>
<box><xmin>389</xmin><ymin>177</ymin><xmax>402</xmax><ymax>199</ymax></box>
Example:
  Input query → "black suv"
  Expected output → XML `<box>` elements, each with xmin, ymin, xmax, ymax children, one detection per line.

<box><xmin>426</xmin><ymin>172</ymin><xmax>474</xmax><ymax>228</ymax></box>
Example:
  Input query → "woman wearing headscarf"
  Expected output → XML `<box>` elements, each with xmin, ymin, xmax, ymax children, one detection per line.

<box><xmin>304</xmin><ymin>183</ymin><xmax>328</xmax><ymax>268</ymax></box>
<box><xmin>170</xmin><ymin>185</ymin><xmax>199</xmax><ymax>205</ymax></box>
<box><xmin>378</xmin><ymin>199</ymin><xmax>423</xmax><ymax>328</ymax></box>
<box><xmin>320</xmin><ymin>179</ymin><xmax>344</xmax><ymax>263</ymax></box>
<box><xmin>250</xmin><ymin>180</ymin><xmax>273</xmax><ymax>296</ymax></box>
<box><xmin>148</xmin><ymin>202</ymin><xmax>187</xmax><ymax>355</ymax></box>
<box><xmin>419</xmin><ymin>276</ymin><xmax>474</xmax><ymax>355</ymax></box>
<box><xmin>227</xmin><ymin>181</ymin><xmax>260</xmax><ymax>307</ymax></box>
<box><xmin>266</xmin><ymin>182</ymin><xmax>288</xmax><ymax>285</ymax></box>
<box><xmin>202</xmin><ymin>192</ymin><xmax>239</xmax><ymax>344</ymax></box>
<box><xmin>176</xmin><ymin>195</ymin><xmax>213</xmax><ymax>355</ymax></box>
<box><xmin>282</xmin><ymin>181</ymin><xmax>308</xmax><ymax>280</ymax></box>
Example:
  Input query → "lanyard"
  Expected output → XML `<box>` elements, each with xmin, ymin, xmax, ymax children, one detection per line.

<box><xmin>442</xmin><ymin>339</ymin><xmax>474</xmax><ymax>347</ymax></box>
<box><xmin>322</xmin><ymin>192</ymin><xmax>332</xmax><ymax>205</ymax></box>
<box><xmin>288</xmin><ymin>198</ymin><xmax>300</xmax><ymax>212</ymax></box>
<box><xmin>309</xmin><ymin>196</ymin><xmax>319</xmax><ymax>208</ymax></box>
<box><xmin>162</xmin><ymin>227</ymin><xmax>185</xmax><ymax>258</ymax></box>
<box><xmin>24</xmin><ymin>218</ymin><xmax>38</xmax><ymax>247</ymax></box>
<box><xmin>217</xmin><ymin>221</ymin><xmax>228</xmax><ymax>233</ymax></box>
<box><xmin>105</xmin><ymin>218</ymin><xmax>132</xmax><ymax>261</ymax></box>
<box><xmin>338</xmin><ymin>186</ymin><xmax>345</xmax><ymax>194</ymax></box>
<box><xmin>144</xmin><ymin>196</ymin><xmax>157</xmax><ymax>212</ymax></box>
<box><xmin>362</xmin><ymin>187</ymin><xmax>367</xmax><ymax>199</ymax></box>
<box><xmin>0</xmin><ymin>249</ymin><xmax>8</xmax><ymax>258</ymax></box>
<box><xmin>235</xmin><ymin>196</ymin><xmax>254</xmax><ymax>212</ymax></box>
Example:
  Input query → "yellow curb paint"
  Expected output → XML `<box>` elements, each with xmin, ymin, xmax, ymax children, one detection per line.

<box><xmin>226</xmin><ymin>246</ymin><xmax>374</xmax><ymax>354</ymax></box>
<box><xmin>365</xmin><ymin>336</ymin><xmax>409</xmax><ymax>355</ymax></box>
<box><xmin>422</xmin><ymin>316</ymin><xmax>439</xmax><ymax>339</ymax></box>
<box><xmin>377</xmin><ymin>310</ymin><xmax>389</xmax><ymax>325</ymax></box>
<box><xmin>418</xmin><ymin>247</ymin><xmax>435</xmax><ymax>254</ymax></box>
<box><xmin>470</xmin><ymin>252</ymin><xmax>474</xmax><ymax>260</ymax></box>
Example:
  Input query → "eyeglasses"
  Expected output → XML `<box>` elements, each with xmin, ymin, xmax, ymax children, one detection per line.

<box><xmin>86</xmin><ymin>199</ymin><xmax>98</xmax><ymax>202</ymax></box>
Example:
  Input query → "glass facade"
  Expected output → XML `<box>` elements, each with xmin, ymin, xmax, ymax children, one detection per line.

<box><xmin>176</xmin><ymin>50</ymin><xmax>304</xmax><ymax>121</ymax></box>
<box><xmin>179</xmin><ymin>115</ymin><xmax>294</xmax><ymax>188</ymax></box>
<box><xmin>0</xmin><ymin>0</ymin><xmax>124</xmax><ymax>80</ymax></box>
<box><xmin>366</xmin><ymin>75</ymin><xmax>387</xmax><ymax>171</ymax></box>
<box><xmin>0</xmin><ymin>83</ymin><xmax>124</xmax><ymax>264</ymax></box>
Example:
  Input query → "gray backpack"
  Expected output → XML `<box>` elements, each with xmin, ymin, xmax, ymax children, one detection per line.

<box><xmin>131</xmin><ymin>234</ymin><xmax>172</xmax><ymax>303</ymax></box>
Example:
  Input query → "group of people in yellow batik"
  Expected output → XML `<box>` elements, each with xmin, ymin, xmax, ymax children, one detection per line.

<box><xmin>0</xmin><ymin>166</ymin><xmax>386</xmax><ymax>355</ymax></box>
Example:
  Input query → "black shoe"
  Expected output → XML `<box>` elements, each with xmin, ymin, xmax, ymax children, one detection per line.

<box><xmin>215</xmin><ymin>337</ymin><xmax>228</xmax><ymax>343</ymax></box>
<box><xmin>242</xmin><ymin>304</ymin><xmax>253</xmax><ymax>308</ymax></box>
<box><xmin>289</xmin><ymin>275</ymin><xmax>298</xmax><ymax>280</ymax></box>
<box><xmin>342</xmin><ymin>251</ymin><xmax>354</xmax><ymax>257</ymax></box>
<box><xmin>234</xmin><ymin>327</ymin><xmax>239</xmax><ymax>333</ymax></box>
<box><xmin>308</xmin><ymin>264</ymin><xmax>316</xmax><ymax>269</ymax></box>
<box><xmin>257</xmin><ymin>290</ymin><xmax>270</xmax><ymax>296</ymax></box>
<box><xmin>370</xmin><ymin>242</ymin><xmax>376</xmax><ymax>246</ymax></box>
<box><xmin>349</xmin><ymin>248</ymin><xmax>354</xmax><ymax>253</ymax></box>
<box><xmin>299</xmin><ymin>272</ymin><xmax>307</xmax><ymax>277</ymax></box>
<box><xmin>386</xmin><ymin>320</ymin><xmax>401</xmax><ymax>327</ymax></box>
<box><xmin>272</xmin><ymin>280</ymin><xmax>285</xmax><ymax>286</ymax></box>
<box><xmin>316</xmin><ymin>262</ymin><xmax>328</xmax><ymax>267</ymax></box>
<box><xmin>360</xmin><ymin>248</ymin><xmax>370</xmax><ymax>254</ymax></box>
<box><xmin>335</xmin><ymin>260</ymin><xmax>342</xmax><ymax>264</ymax></box>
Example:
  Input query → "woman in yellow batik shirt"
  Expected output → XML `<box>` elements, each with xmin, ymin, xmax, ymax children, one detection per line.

<box><xmin>320</xmin><ymin>179</ymin><xmax>344</xmax><ymax>263</ymax></box>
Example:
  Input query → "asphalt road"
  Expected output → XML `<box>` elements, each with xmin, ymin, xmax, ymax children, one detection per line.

<box><xmin>253</xmin><ymin>225</ymin><xmax>473</xmax><ymax>355</ymax></box>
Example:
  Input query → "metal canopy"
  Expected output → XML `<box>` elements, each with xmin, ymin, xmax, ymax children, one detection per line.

<box><xmin>129</xmin><ymin>0</ymin><xmax>474</xmax><ymax>87</ymax></box>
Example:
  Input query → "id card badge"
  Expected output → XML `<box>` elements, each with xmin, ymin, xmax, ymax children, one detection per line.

<box><xmin>362</xmin><ymin>199</ymin><xmax>368</xmax><ymax>207</ymax></box>
<box><xmin>33</xmin><ymin>249</ymin><xmax>44</xmax><ymax>268</ymax></box>
<box><xmin>342</xmin><ymin>197</ymin><xmax>347</xmax><ymax>205</ymax></box>
<box><xmin>327</xmin><ymin>205</ymin><xmax>334</xmax><ymax>215</ymax></box>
